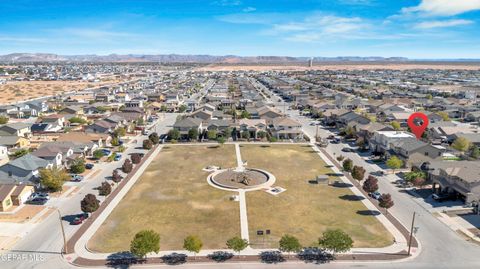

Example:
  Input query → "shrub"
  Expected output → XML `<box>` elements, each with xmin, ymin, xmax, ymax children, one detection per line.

<box><xmin>149</xmin><ymin>132</ymin><xmax>159</xmax><ymax>144</ymax></box>
<box><xmin>93</xmin><ymin>149</ymin><xmax>105</xmax><ymax>160</ymax></box>
<box><xmin>112</xmin><ymin>170</ymin><xmax>122</xmax><ymax>183</ymax></box>
<box><xmin>70</xmin><ymin>158</ymin><xmax>86</xmax><ymax>174</ymax></box>
<box><xmin>351</xmin><ymin>165</ymin><xmax>366</xmax><ymax>181</ymax></box>
<box><xmin>168</xmin><ymin>129</ymin><xmax>180</xmax><ymax>140</ymax></box>
<box><xmin>342</xmin><ymin>159</ymin><xmax>353</xmax><ymax>172</ymax></box>
<box><xmin>336</xmin><ymin>155</ymin><xmax>345</xmax><ymax>161</ymax></box>
<box><xmin>80</xmin><ymin>194</ymin><xmax>100</xmax><ymax>213</ymax></box>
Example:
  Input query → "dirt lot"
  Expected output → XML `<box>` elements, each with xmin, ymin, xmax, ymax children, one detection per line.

<box><xmin>88</xmin><ymin>145</ymin><xmax>240</xmax><ymax>252</ymax></box>
<box><xmin>241</xmin><ymin>144</ymin><xmax>393</xmax><ymax>249</ymax></box>
<box><xmin>0</xmin><ymin>80</ymin><xmax>116</xmax><ymax>104</ymax></box>
<box><xmin>0</xmin><ymin>205</ymin><xmax>45</xmax><ymax>223</ymax></box>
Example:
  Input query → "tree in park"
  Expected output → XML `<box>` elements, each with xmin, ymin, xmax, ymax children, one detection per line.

<box><xmin>130</xmin><ymin>230</ymin><xmax>160</xmax><ymax>258</ymax></box>
<box><xmin>452</xmin><ymin>137</ymin><xmax>471</xmax><ymax>153</ymax></box>
<box><xmin>362</xmin><ymin>175</ymin><xmax>379</xmax><ymax>193</ymax></box>
<box><xmin>226</xmin><ymin>236</ymin><xmax>249</xmax><ymax>255</ymax></box>
<box><xmin>143</xmin><ymin>139</ymin><xmax>153</xmax><ymax>150</ymax></box>
<box><xmin>168</xmin><ymin>129</ymin><xmax>180</xmax><ymax>140</ymax></box>
<box><xmin>98</xmin><ymin>181</ymin><xmax>112</xmax><ymax>196</ymax></box>
<box><xmin>379</xmin><ymin>193</ymin><xmax>394</xmax><ymax>215</ymax></box>
<box><xmin>386</xmin><ymin>156</ymin><xmax>403</xmax><ymax>173</ymax></box>
<box><xmin>131</xmin><ymin>153</ymin><xmax>142</xmax><ymax>164</ymax></box>
<box><xmin>351</xmin><ymin>165</ymin><xmax>366</xmax><ymax>181</ymax></box>
<box><xmin>318</xmin><ymin>229</ymin><xmax>353</xmax><ymax>256</ymax></box>
<box><xmin>390</xmin><ymin>121</ymin><xmax>401</xmax><ymax>131</ymax></box>
<box><xmin>112</xmin><ymin>169</ymin><xmax>122</xmax><ymax>183</ymax></box>
<box><xmin>40</xmin><ymin>167</ymin><xmax>70</xmax><ymax>192</ymax></box>
<box><xmin>183</xmin><ymin>235</ymin><xmax>203</xmax><ymax>259</ymax></box>
<box><xmin>93</xmin><ymin>149</ymin><xmax>105</xmax><ymax>160</ymax></box>
<box><xmin>80</xmin><ymin>194</ymin><xmax>100</xmax><ymax>213</ymax></box>
<box><xmin>148</xmin><ymin>132</ymin><xmax>159</xmax><ymax>144</ymax></box>
<box><xmin>342</xmin><ymin>158</ymin><xmax>353</xmax><ymax>172</ymax></box>
<box><xmin>188</xmin><ymin>128</ymin><xmax>199</xmax><ymax>141</ymax></box>
<box><xmin>279</xmin><ymin>234</ymin><xmax>302</xmax><ymax>254</ymax></box>
<box><xmin>207</xmin><ymin>130</ymin><xmax>217</xmax><ymax>140</ymax></box>
<box><xmin>122</xmin><ymin>159</ymin><xmax>133</xmax><ymax>173</ymax></box>
<box><xmin>70</xmin><ymin>158</ymin><xmax>86</xmax><ymax>174</ymax></box>
<box><xmin>217</xmin><ymin>136</ymin><xmax>226</xmax><ymax>145</ymax></box>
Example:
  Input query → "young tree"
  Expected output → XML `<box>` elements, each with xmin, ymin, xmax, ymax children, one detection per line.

<box><xmin>68</xmin><ymin>117</ymin><xmax>87</xmax><ymax>125</ymax></box>
<box><xmin>452</xmin><ymin>137</ymin><xmax>471</xmax><ymax>153</ymax></box>
<box><xmin>257</xmin><ymin>131</ymin><xmax>267</xmax><ymax>140</ymax></box>
<box><xmin>93</xmin><ymin>149</ymin><xmax>105</xmax><ymax>160</ymax></box>
<box><xmin>112</xmin><ymin>169</ymin><xmax>122</xmax><ymax>184</ymax></box>
<box><xmin>122</xmin><ymin>159</ymin><xmax>133</xmax><ymax>173</ymax></box>
<box><xmin>188</xmin><ymin>128</ymin><xmax>199</xmax><ymax>141</ymax></box>
<box><xmin>318</xmin><ymin>229</ymin><xmax>353</xmax><ymax>256</ymax></box>
<box><xmin>362</xmin><ymin>175</ymin><xmax>379</xmax><ymax>193</ymax></box>
<box><xmin>40</xmin><ymin>167</ymin><xmax>70</xmax><ymax>192</ymax></box>
<box><xmin>278</xmin><ymin>234</ymin><xmax>302</xmax><ymax>254</ymax></box>
<box><xmin>70</xmin><ymin>158</ymin><xmax>86</xmax><ymax>174</ymax></box>
<box><xmin>178</xmin><ymin>105</ymin><xmax>187</xmax><ymax>113</ymax></box>
<box><xmin>148</xmin><ymin>132</ymin><xmax>159</xmax><ymax>144</ymax></box>
<box><xmin>226</xmin><ymin>236</ymin><xmax>249</xmax><ymax>255</ymax></box>
<box><xmin>386</xmin><ymin>156</ymin><xmax>403</xmax><ymax>173</ymax></box>
<box><xmin>113</xmin><ymin>127</ymin><xmax>126</xmax><ymax>137</ymax></box>
<box><xmin>217</xmin><ymin>136</ymin><xmax>226</xmax><ymax>145</ymax></box>
<box><xmin>130</xmin><ymin>230</ymin><xmax>160</xmax><ymax>258</ymax></box>
<box><xmin>404</xmin><ymin>171</ymin><xmax>426</xmax><ymax>183</ymax></box>
<box><xmin>240</xmin><ymin>110</ymin><xmax>250</xmax><ymax>119</ymax></box>
<box><xmin>143</xmin><ymin>139</ymin><xmax>153</xmax><ymax>150</ymax></box>
<box><xmin>0</xmin><ymin>115</ymin><xmax>9</xmax><ymax>124</ymax></box>
<box><xmin>98</xmin><ymin>181</ymin><xmax>112</xmax><ymax>196</ymax></box>
<box><xmin>342</xmin><ymin>158</ymin><xmax>353</xmax><ymax>172</ymax></box>
<box><xmin>241</xmin><ymin>131</ymin><xmax>250</xmax><ymax>140</ymax></box>
<box><xmin>351</xmin><ymin>165</ymin><xmax>366</xmax><ymax>181</ymax></box>
<box><xmin>168</xmin><ymin>129</ymin><xmax>180</xmax><ymax>140</ymax></box>
<box><xmin>207</xmin><ymin>130</ymin><xmax>217</xmax><ymax>140</ymax></box>
<box><xmin>390</xmin><ymin>121</ymin><xmax>401</xmax><ymax>131</ymax></box>
<box><xmin>131</xmin><ymin>153</ymin><xmax>142</xmax><ymax>164</ymax></box>
<box><xmin>183</xmin><ymin>235</ymin><xmax>203</xmax><ymax>259</ymax></box>
<box><xmin>80</xmin><ymin>194</ymin><xmax>100</xmax><ymax>213</ymax></box>
<box><xmin>379</xmin><ymin>193</ymin><xmax>394</xmax><ymax>215</ymax></box>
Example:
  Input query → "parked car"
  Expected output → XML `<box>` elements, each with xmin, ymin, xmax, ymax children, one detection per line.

<box><xmin>85</xmin><ymin>163</ymin><xmax>94</xmax><ymax>169</ymax></box>
<box><xmin>369</xmin><ymin>191</ymin><xmax>382</xmax><ymax>200</ymax></box>
<box><xmin>370</xmin><ymin>170</ymin><xmax>385</xmax><ymax>176</ymax></box>
<box><xmin>142</xmin><ymin>130</ymin><xmax>150</xmax><ymax>136</ymax></box>
<box><xmin>432</xmin><ymin>193</ymin><xmax>457</xmax><ymax>202</ymax></box>
<box><xmin>342</xmin><ymin>147</ymin><xmax>355</xmax><ymax>152</ymax></box>
<box><xmin>70</xmin><ymin>174</ymin><xmax>84</xmax><ymax>182</ymax></box>
<box><xmin>71</xmin><ymin>213</ymin><xmax>88</xmax><ymax>225</ymax></box>
<box><xmin>31</xmin><ymin>192</ymin><xmax>50</xmax><ymax>200</ymax></box>
<box><xmin>327</xmin><ymin>135</ymin><xmax>335</xmax><ymax>140</ymax></box>
<box><xmin>27</xmin><ymin>197</ymin><xmax>48</xmax><ymax>205</ymax></box>
<box><xmin>331</xmin><ymin>138</ymin><xmax>341</xmax><ymax>144</ymax></box>
<box><xmin>102</xmin><ymin>149</ymin><xmax>112</xmax><ymax>156</ymax></box>
<box><xmin>114</xmin><ymin>154</ymin><xmax>122</xmax><ymax>161</ymax></box>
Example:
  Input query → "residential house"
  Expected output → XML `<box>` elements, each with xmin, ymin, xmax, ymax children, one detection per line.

<box><xmin>172</xmin><ymin>117</ymin><xmax>204</xmax><ymax>138</ymax></box>
<box><xmin>388</xmin><ymin>137</ymin><xmax>444</xmax><ymax>167</ymax></box>
<box><xmin>270</xmin><ymin>117</ymin><xmax>303</xmax><ymax>140</ymax></box>
<box><xmin>0</xmin><ymin>154</ymin><xmax>52</xmax><ymax>184</ymax></box>
<box><xmin>0</xmin><ymin>123</ymin><xmax>32</xmax><ymax>138</ymax></box>
<box><xmin>0</xmin><ymin>184</ymin><xmax>35</xmax><ymax>211</ymax></box>
<box><xmin>0</xmin><ymin>145</ymin><xmax>8</xmax><ymax>166</ymax></box>
<box><xmin>238</xmin><ymin>119</ymin><xmax>267</xmax><ymax>139</ymax></box>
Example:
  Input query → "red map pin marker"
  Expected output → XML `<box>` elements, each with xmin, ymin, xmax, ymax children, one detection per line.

<box><xmin>407</xmin><ymin>112</ymin><xmax>429</xmax><ymax>140</ymax></box>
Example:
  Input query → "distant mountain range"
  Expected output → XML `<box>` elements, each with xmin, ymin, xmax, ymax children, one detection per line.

<box><xmin>0</xmin><ymin>53</ymin><xmax>478</xmax><ymax>63</ymax></box>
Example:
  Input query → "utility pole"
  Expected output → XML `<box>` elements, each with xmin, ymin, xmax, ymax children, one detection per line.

<box><xmin>408</xmin><ymin>211</ymin><xmax>416</xmax><ymax>256</ymax></box>
<box><xmin>57</xmin><ymin>209</ymin><xmax>67</xmax><ymax>254</ymax></box>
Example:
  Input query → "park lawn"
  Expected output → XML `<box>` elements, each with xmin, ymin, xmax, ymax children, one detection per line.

<box><xmin>241</xmin><ymin>144</ymin><xmax>393</xmax><ymax>249</ymax></box>
<box><xmin>88</xmin><ymin>145</ymin><xmax>240</xmax><ymax>252</ymax></box>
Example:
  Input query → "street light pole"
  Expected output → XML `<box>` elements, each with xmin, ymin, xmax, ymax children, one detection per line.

<box><xmin>408</xmin><ymin>211</ymin><xmax>416</xmax><ymax>256</ymax></box>
<box><xmin>57</xmin><ymin>209</ymin><xmax>67</xmax><ymax>254</ymax></box>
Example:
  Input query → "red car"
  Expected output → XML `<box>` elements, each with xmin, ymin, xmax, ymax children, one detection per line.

<box><xmin>72</xmin><ymin>213</ymin><xmax>88</xmax><ymax>225</ymax></box>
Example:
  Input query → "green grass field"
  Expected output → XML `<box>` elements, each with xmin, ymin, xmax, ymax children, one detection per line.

<box><xmin>88</xmin><ymin>145</ymin><xmax>240</xmax><ymax>252</ymax></box>
<box><xmin>241</xmin><ymin>144</ymin><xmax>393</xmax><ymax>248</ymax></box>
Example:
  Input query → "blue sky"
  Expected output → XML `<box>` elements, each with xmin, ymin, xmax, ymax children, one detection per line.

<box><xmin>1</xmin><ymin>0</ymin><xmax>480</xmax><ymax>58</ymax></box>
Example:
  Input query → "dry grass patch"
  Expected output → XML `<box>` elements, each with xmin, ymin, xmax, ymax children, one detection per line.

<box><xmin>241</xmin><ymin>144</ymin><xmax>393</xmax><ymax>249</ymax></box>
<box><xmin>88</xmin><ymin>145</ymin><xmax>240</xmax><ymax>252</ymax></box>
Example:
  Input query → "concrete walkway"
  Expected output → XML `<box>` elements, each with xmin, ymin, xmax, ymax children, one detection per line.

<box><xmin>234</xmin><ymin>143</ymin><xmax>250</xmax><ymax>242</ymax></box>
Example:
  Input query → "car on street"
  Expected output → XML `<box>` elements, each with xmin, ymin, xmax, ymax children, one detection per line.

<box><xmin>369</xmin><ymin>191</ymin><xmax>382</xmax><ymax>200</ymax></box>
<box><xmin>114</xmin><ymin>154</ymin><xmax>122</xmax><ymax>161</ymax></box>
<box><xmin>85</xmin><ymin>163</ymin><xmax>94</xmax><ymax>169</ymax></box>
<box><xmin>72</xmin><ymin>213</ymin><xmax>88</xmax><ymax>225</ymax></box>
<box><xmin>70</xmin><ymin>174</ymin><xmax>84</xmax><ymax>182</ymax></box>
<box><xmin>27</xmin><ymin>197</ymin><xmax>48</xmax><ymax>205</ymax></box>
<box><xmin>370</xmin><ymin>170</ymin><xmax>385</xmax><ymax>176</ymax></box>
<box><xmin>327</xmin><ymin>135</ymin><xmax>335</xmax><ymax>140</ymax></box>
<box><xmin>142</xmin><ymin>130</ymin><xmax>150</xmax><ymax>135</ymax></box>
<box><xmin>331</xmin><ymin>137</ymin><xmax>341</xmax><ymax>144</ymax></box>
<box><xmin>101</xmin><ymin>149</ymin><xmax>111</xmax><ymax>156</ymax></box>
<box><xmin>342</xmin><ymin>147</ymin><xmax>355</xmax><ymax>152</ymax></box>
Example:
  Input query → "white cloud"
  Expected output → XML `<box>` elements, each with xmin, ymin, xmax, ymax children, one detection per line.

<box><xmin>47</xmin><ymin>28</ymin><xmax>136</xmax><ymax>41</ymax></box>
<box><xmin>415</xmin><ymin>19</ymin><xmax>474</xmax><ymax>29</ymax></box>
<box><xmin>402</xmin><ymin>0</ymin><xmax>480</xmax><ymax>16</ymax></box>
<box><xmin>0</xmin><ymin>36</ymin><xmax>47</xmax><ymax>43</ymax></box>
<box><xmin>242</xmin><ymin>7</ymin><xmax>256</xmax><ymax>12</ymax></box>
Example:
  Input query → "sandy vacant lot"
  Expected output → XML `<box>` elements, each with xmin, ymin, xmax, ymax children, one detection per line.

<box><xmin>88</xmin><ymin>145</ymin><xmax>240</xmax><ymax>252</ymax></box>
<box><xmin>0</xmin><ymin>80</ymin><xmax>116</xmax><ymax>104</ymax></box>
<box><xmin>242</xmin><ymin>144</ymin><xmax>393</xmax><ymax>249</ymax></box>
<box><xmin>196</xmin><ymin>63</ymin><xmax>480</xmax><ymax>72</ymax></box>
